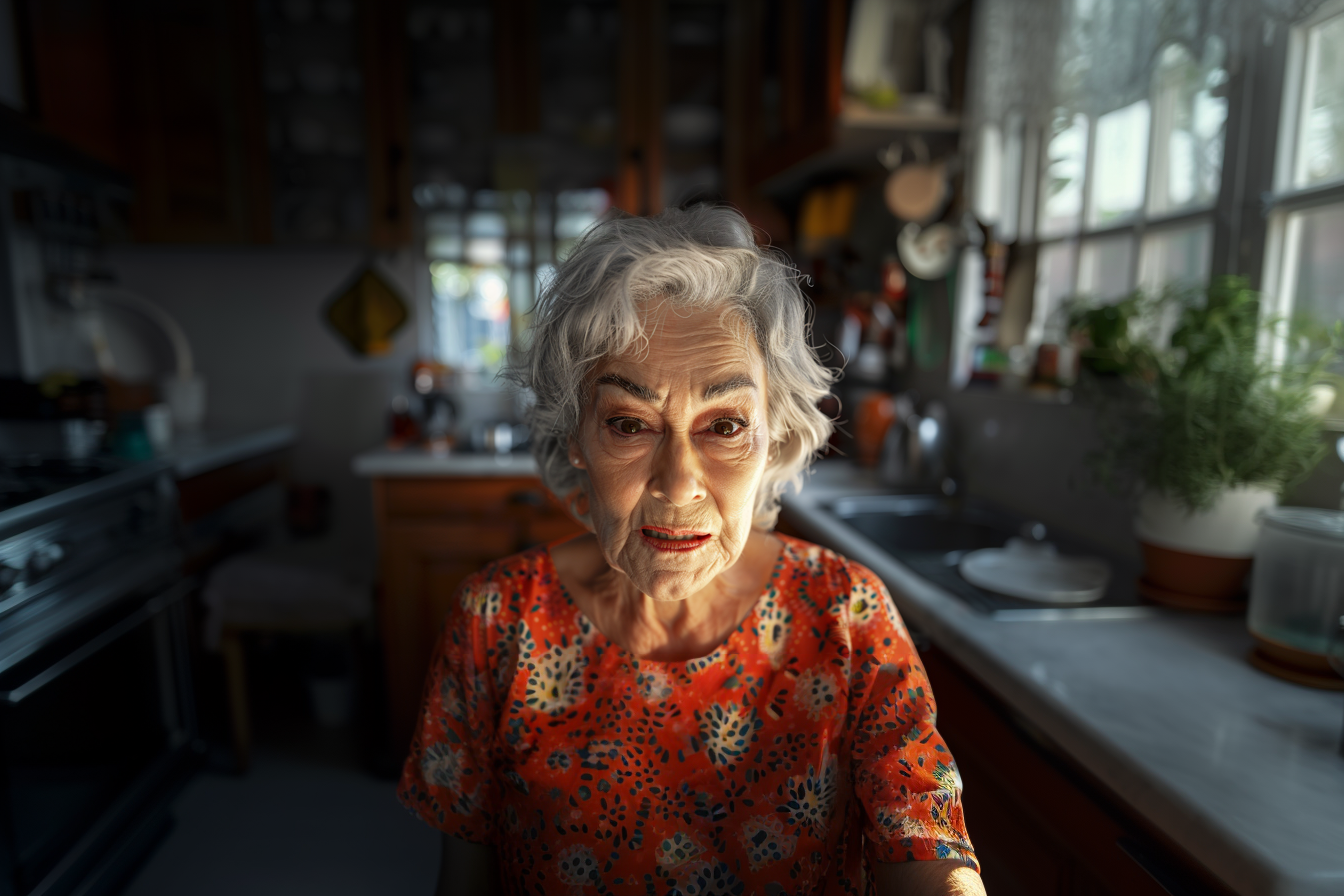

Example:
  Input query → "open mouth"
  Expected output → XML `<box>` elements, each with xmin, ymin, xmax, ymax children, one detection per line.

<box><xmin>640</xmin><ymin>526</ymin><xmax>711</xmax><ymax>551</ymax></box>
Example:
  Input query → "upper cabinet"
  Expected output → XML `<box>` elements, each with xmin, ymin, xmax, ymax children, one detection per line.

<box><xmin>20</xmin><ymin>0</ymin><xmax>411</xmax><ymax>247</ymax></box>
<box><xmin>25</xmin><ymin>0</ymin><xmax>270</xmax><ymax>243</ymax></box>
<box><xmin>732</xmin><ymin>0</ymin><xmax>972</xmax><ymax>199</ymax></box>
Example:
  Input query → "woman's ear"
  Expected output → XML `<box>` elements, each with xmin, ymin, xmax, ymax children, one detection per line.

<box><xmin>567</xmin><ymin>438</ymin><xmax>587</xmax><ymax>470</ymax></box>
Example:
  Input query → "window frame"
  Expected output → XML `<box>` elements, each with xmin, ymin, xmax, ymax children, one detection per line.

<box><xmin>1259</xmin><ymin>0</ymin><xmax>1344</xmax><ymax>426</ymax></box>
<box><xmin>1012</xmin><ymin>29</ymin><xmax>1235</xmax><ymax>354</ymax></box>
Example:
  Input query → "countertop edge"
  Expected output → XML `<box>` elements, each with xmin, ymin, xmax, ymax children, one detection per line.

<box><xmin>779</xmin><ymin>478</ymin><xmax>1304</xmax><ymax>896</ymax></box>
<box><xmin>171</xmin><ymin>426</ymin><xmax>297</xmax><ymax>479</ymax></box>
<box><xmin>352</xmin><ymin>448</ymin><xmax>540</xmax><ymax>478</ymax></box>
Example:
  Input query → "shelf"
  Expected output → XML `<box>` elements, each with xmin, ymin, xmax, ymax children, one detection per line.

<box><xmin>835</xmin><ymin>97</ymin><xmax>961</xmax><ymax>133</ymax></box>
<box><xmin>752</xmin><ymin>98</ymin><xmax>962</xmax><ymax>198</ymax></box>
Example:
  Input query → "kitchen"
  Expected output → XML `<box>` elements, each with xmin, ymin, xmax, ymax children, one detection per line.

<box><xmin>0</xmin><ymin>0</ymin><xmax>1342</xmax><ymax>895</ymax></box>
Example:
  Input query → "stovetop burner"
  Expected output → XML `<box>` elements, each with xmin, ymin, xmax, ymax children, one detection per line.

<box><xmin>0</xmin><ymin>456</ymin><xmax>131</xmax><ymax>512</ymax></box>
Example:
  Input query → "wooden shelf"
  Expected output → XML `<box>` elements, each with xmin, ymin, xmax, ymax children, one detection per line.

<box><xmin>835</xmin><ymin>96</ymin><xmax>961</xmax><ymax>133</ymax></box>
<box><xmin>752</xmin><ymin>99</ymin><xmax>962</xmax><ymax>198</ymax></box>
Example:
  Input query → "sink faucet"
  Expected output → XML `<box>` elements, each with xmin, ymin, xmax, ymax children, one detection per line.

<box><xmin>880</xmin><ymin>397</ymin><xmax>958</xmax><ymax>494</ymax></box>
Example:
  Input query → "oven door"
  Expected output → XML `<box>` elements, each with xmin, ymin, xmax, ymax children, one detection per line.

<box><xmin>0</xmin><ymin>575</ymin><xmax>198</xmax><ymax>896</ymax></box>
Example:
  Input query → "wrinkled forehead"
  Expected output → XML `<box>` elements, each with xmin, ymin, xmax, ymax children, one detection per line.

<box><xmin>618</xmin><ymin>297</ymin><xmax>759</xmax><ymax>360</ymax></box>
<box><xmin>586</xmin><ymin>300</ymin><xmax>766</xmax><ymax>397</ymax></box>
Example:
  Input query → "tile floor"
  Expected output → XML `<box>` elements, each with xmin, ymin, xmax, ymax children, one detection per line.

<box><xmin>121</xmin><ymin>637</ymin><xmax>440</xmax><ymax>896</ymax></box>
<box><xmin>123</xmin><ymin>747</ymin><xmax>438</xmax><ymax>896</ymax></box>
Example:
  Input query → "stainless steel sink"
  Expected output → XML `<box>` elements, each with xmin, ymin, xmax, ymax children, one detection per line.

<box><xmin>824</xmin><ymin>494</ymin><xmax>1150</xmax><ymax>619</ymax></box>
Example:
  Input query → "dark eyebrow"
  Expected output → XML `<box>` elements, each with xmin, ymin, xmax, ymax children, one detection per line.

<box><xmin>702</xmin><ymin>375</ymin><xmax>758</xmax><ymax>400</ymax></box>
<box><xmin>594</xmin><ymin>373</ymin><xmax>660</xmax><ymax>401</ymax></box>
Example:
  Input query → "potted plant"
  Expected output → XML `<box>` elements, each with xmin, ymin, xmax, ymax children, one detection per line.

<box><xmin>1069</xmin><ymin>276</ymin><xmax>1341</xmax><ymax>610</ymax></box>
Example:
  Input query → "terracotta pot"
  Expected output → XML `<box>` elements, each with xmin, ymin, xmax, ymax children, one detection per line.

<box><xmin>1138</xmin><ymin>541</ymin><xmax>1253</xmax><ymax>599</ymax></box>
<box><xmin>1134</xmin><ymin>487</ymin><xmax>1277</xmax><ymax>605</ymax></box>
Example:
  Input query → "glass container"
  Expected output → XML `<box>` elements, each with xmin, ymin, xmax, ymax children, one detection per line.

<box><xmin>1248</xmin><ymin>508</ymin><xmax>1344</xmax><ymax>688</ymax></box>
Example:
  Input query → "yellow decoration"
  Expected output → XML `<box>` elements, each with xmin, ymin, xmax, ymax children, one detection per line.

<box><xmin>325</xmin><ymin>267</ymin><xmax>409</xmax><ymax>356</ymax></box>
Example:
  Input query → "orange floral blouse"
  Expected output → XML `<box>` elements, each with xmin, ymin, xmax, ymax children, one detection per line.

<box><xmin>399</xmin><ymin>535</ymin><xmax>977</xmax><ymax>895</ymax></box>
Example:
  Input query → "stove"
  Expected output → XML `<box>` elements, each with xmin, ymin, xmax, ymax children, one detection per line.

<box><xmin>0</xmin><ymin>456</ymin><xmax>197</xmax><ymax>896</ymax></box>
<box><xmin>0</xmin><ymin>456</ymin><xmax>130</xmax><ymax>513</ymax></box>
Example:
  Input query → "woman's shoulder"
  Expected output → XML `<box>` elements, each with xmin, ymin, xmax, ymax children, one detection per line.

<box><xmin>453</xmin><ymin>543</ymin><xmax>569</xmax><ymax>625</ymax></box>
<box><xmin>774</xmin><ymin>533</ymin><xmax>880</xmax><ymax>592</ymax></box>
<box><xmin>773</xmin><ymin>534</ymin><xmax>910</xmax><ymax>649</ymax></box>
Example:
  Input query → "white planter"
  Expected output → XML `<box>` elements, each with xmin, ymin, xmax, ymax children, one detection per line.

<box><xmin>1134</xmin><ymin>486</ymin><xmax>1278</xmax><ymax>558</ymax></box>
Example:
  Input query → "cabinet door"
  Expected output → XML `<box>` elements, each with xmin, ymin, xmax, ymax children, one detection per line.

<box><xmin>26</xmin><ymin>0</ymin><xmax>270</xmax><ymax>242</ymax></box>
<box><xmin>923</xmin><ymin>647</ymin><xmax>1233</xmax><ymax>896</ymax></box>
<box><xmin>380</xmin><ymin>518</ymin><xmax>516</xmax><ymax>752</ymax></box>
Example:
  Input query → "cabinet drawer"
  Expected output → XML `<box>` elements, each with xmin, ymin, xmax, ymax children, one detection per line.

<box><xmin>380</xmin><ymin>477</ymin><xmax>539</xmax><ymax>517</ymax></box>
<box><xmin>384</xmin><ymin>520</ymin><xmax>517</xmax><ymax>558</ymax></box>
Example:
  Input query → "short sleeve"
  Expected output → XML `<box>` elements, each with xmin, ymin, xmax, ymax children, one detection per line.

<box><xmin>397</xmin><ymin>572</ymin><xmax>501</xmax><ymax>844</ymax></box>
<box><xmin>844</xmin><ymin>562</ymin><xmax>979</xmax><ymax>872</ymax></box>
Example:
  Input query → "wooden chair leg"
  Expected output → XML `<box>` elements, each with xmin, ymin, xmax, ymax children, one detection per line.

<box><xmin>220</xmin><ymin>630</ymin><xmax>251</xmax><ymax>773</ymax></box>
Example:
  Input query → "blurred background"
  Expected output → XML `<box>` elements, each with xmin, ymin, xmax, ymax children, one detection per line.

<box><xmin>0</xmin><ymin>0</ymin><xmax>1342</xmax><ymax>894</ymax></box>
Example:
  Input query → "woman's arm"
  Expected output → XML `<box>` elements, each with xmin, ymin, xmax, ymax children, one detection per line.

<box><xmin>436</xmin><ymin>834</ymin><xmax>499</xmax><ymax>896</ymax></box>
<box><xmin>873</xmin><ymin>860</ymin><xmax>986</xmax><ymax>896</ymax></box>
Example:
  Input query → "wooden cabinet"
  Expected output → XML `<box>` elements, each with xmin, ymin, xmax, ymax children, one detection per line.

<box><xmin>24</xmin><ymin>0</ymin><xmax>270</xmax><ymax>242</ymax></box>
<box><xmin>922</xmin><ymin>645</ymin><xmax>1237</xmax><ymax>896</ymax></box>
<box><xmin>724</xmin><ymin>0</ymin><xmax>973</xmax><ymax>198</ymax></box>
<box><xmin>371</xmin><ymin>475</ymin><xmax>585</xmax><ymax>752</ymax></box>
<box><xmin>20</xmin><ymin>0</ymin><xmax>410</xmax><ymax>246</ymax></box>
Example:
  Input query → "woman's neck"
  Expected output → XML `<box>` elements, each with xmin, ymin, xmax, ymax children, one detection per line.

<box><xmin>552</xmin><ymin>529</ymin><xmax>780</xmax><ymax>662</ymax></box>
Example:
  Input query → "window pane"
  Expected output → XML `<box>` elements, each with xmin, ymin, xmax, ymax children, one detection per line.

<box><xmin>1077</xmin><ymin>234</ymin><xmax>1135</xmax><ymax>301</ymax></box>
<box><xmin>432</xmin><ymin>263</ymin><xmax>512</xmax><ymax>374</ymax></box>
<box><xmin>1089</xmin><ymin>100</ymin><xmax>1150</xmax><ymax>226</ymax></box>
<box><xmin>1038</xmin><ymin>112</ymin><xmax>1088</xmax><ymax>237</ymax></box>
<box><xmin>1138</xmin><ymin>221</ymin><xmax>1212</xmax><ymax>294</ymax></box>
<box><xmin>1149</xmin><ymin>42</ymin><xmax>1227</xmax><ymax>215</ymax></box>
<box><xmin>1282</xmin><ymin>202</ymin><xmax>1344</xmax><ymax>326</ymax></box>
<box><xmin>1296</xmin><ymin>11</ymin><xmax>1344</xmax><ymax>187</ymax></box>
<box><xmin>1027</xmin><ymin>240</ymin><xmax>1077</xmax><ymax>346</ymax></box>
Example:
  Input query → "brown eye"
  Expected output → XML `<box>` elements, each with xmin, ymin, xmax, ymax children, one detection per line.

<box><xmin>612</xmin><ymin>418</ymin><xmax>644</xmax><ymax>435</ymax></box>
<box><xmin>711</xmin><ymin>419</ymin><xmax>742</xmax><ymax>436</ymax></box>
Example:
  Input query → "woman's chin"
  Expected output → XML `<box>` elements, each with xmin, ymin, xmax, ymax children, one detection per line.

<box><xmin>626</xmin><ymin>567</ymin><xmax>719</xmax><ymax>602</ymax></box>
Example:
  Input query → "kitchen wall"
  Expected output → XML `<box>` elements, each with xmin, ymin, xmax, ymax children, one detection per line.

<box><xmin>943</xmin><ymin>388</ymin><xmax>1344</xmax><ymax>562</ymax></box>
<box><xmin>105</xmin><ymin>245</ymin><xmax>428</xmax><ymax>582</ymax></box>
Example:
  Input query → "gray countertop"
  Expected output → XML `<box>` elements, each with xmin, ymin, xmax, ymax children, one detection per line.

<box><xmin>781</xmin><ymin>462</ymin><xmax>1344</xmax><ymax>896</ymax></box>
<box><xmin>168</xmin><ymin>426</ymin><xmax>296</xmax><ymax>479</ymax></box>
<box><xmin>352</xmin><ymin>446</ymin><xmax>539</xmax><ymax>477</ymax></box>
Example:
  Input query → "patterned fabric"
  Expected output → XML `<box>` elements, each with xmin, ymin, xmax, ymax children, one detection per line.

<box><xmin>399</xmin><ymin>535</ymin><xmax>977</xmax><ymax>895</ymax></box>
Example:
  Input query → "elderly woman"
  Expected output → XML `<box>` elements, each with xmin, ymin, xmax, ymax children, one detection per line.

<box><xmin>399</xmin><ymin>206</ymin><xmax>981</xmax><ymax>896</ymax></box>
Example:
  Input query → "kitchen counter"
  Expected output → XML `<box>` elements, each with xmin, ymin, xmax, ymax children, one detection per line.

<box><xmin>781</xmin><ymin>461</ymin><xmax>1344</xmax><ymax>896</ymax></box>
<box><xmin>168</xmin><ymin>426</ymin><xmax>295</xmax><ymax>479</ymax></box>
<box><xmin>352</xmin><ymin>446</ymin><xmax>539</xmax><ymax>477</ymax></box>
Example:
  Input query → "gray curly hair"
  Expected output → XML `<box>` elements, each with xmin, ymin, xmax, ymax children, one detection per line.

<box><xmin>503</xmin><ymin>204</ymin><xmax>836</xmax><ymax>530</ymax></box>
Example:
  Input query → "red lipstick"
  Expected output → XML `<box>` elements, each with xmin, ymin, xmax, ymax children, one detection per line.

<box><xmin>639</xmin><ymin>526</ymin><xmax>711</xmax><ymax>552</ymax></box>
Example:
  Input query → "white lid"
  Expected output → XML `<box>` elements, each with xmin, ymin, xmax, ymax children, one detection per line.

<box><xmin>959</xmin><ymin>539</ymin><xmax>1110</xmax><ymax>604</ymax></box>
<box><xmin>1260</xmin><ymin>508</ymin><xmax>1344</xmax><ymax>542</ymax></box>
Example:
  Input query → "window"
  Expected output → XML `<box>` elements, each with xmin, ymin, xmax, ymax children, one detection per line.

<box><xmin>967</xmin><ymin>0</ymin><xmax>1342</xmax><ymax>422</ymax></box>
<box><xmin>1014</xmin><ymin>19</ymin><xmax>1229</xmax><ymax>363</ymax></box>
<box><xmin>1262</xmin><ymin>1</ymin><xmax>1344</xmax><ymax>422</ymax></box>
<box><xmin>416</xmin><ymin>185</ymin><xmax>609</xmax><ymax>377</ymax></box>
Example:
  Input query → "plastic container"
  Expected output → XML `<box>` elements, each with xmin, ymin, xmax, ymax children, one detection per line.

<box><xmin>1247</xmin><ymin>508</ymin><xmax>1344</xmax><ymax>686</ymax></box>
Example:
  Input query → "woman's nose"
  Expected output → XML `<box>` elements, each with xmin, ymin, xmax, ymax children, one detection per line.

<box><xmin>649</xmin><ymin>432</ymin><xmax>706</xmax><ymax>506</ymax></box>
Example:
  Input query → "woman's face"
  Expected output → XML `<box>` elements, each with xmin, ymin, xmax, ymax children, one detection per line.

<box><xmin>571</xmin><ymin>303</ymin><xmax>770</xmax><ymax>602</ymax></box>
